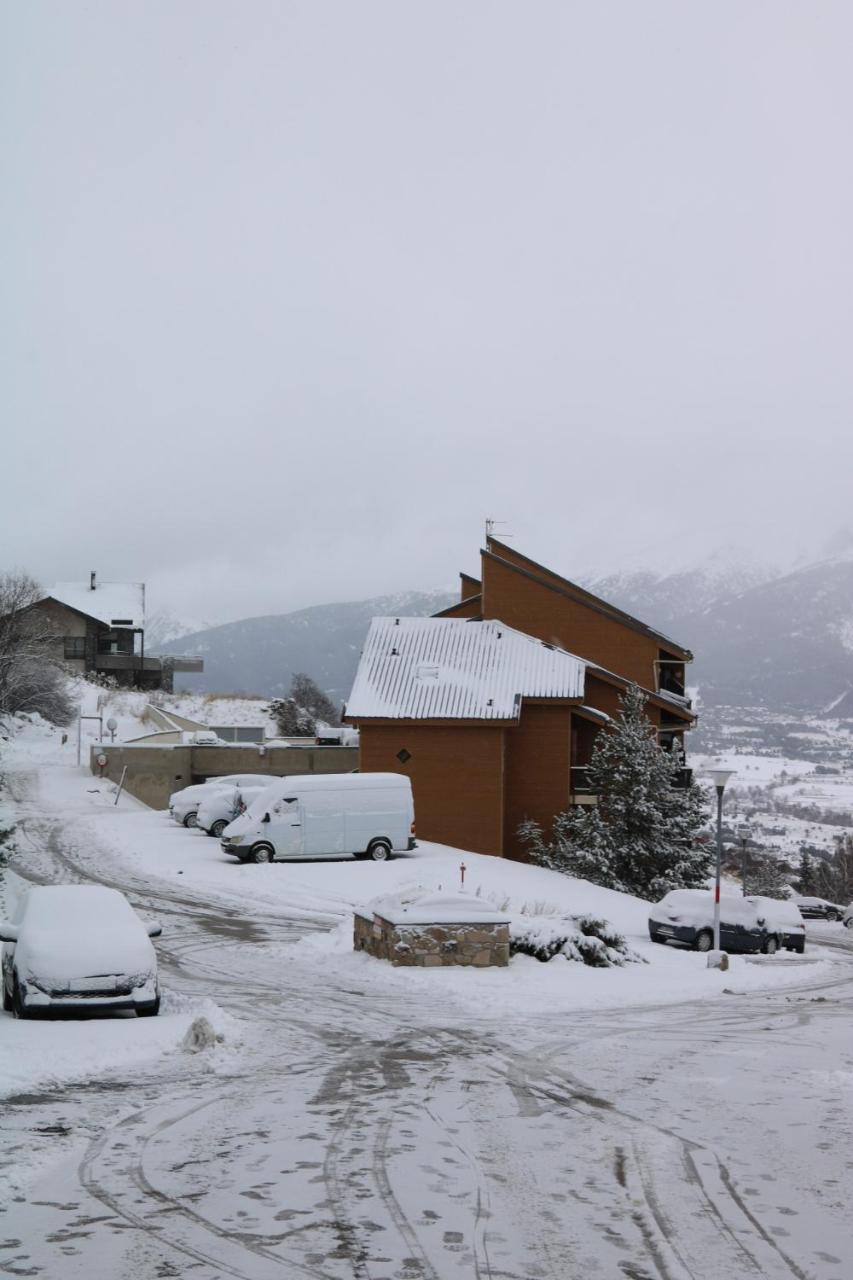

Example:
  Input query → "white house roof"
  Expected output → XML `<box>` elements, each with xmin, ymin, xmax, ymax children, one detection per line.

<box><xmin>345</xmin><ymin>617</ymin><xmax>586</xmax><ymax>721</ymax></box>
<box><xmin>46</xmin><ymin>581</ymin><xmax>145</xmax><ymax>629</ymax></box>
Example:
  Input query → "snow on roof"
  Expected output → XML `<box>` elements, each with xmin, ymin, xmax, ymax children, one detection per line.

<box><xmin>46</xmin><ymin>580</ymin><xmax>145</xmax><ymax>629</ymax></box>
<box><xmin>346</xmin><ymin>617</ymin><xmax>586</xmax><ymax>721</ymax></box>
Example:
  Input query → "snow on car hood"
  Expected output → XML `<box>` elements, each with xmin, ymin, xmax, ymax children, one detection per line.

<box><xmin>15</xmin><ymin>885</ymin><xmax>156</xmax><ymax>985</ymax></box>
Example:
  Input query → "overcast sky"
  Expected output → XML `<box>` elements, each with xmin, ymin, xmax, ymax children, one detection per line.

<box><xmin>3</xmin><ymin>2</ymin><xmax>852</xmax><ymax>625</ymax></box>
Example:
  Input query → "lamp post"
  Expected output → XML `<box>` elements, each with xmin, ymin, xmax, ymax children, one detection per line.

<box><xmin>738</xmin><ymin>822</ymin><xmax>752</xmax><ymax>897</ymax></box>
<box><xmin>707</xmin><ymin>769</ymin><xmax>735</xmax><ymax>952</ymax></box>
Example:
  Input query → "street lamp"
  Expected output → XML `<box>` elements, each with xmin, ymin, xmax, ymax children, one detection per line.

<box><xmin>707</xmin><ymin>769</ymin><xmax>735</xmax><ymax>952</ymax></box>
<box><xmin>738</xmin><ymin>822</ymin><xmax>753</xmax><ymax>897</ymax></box>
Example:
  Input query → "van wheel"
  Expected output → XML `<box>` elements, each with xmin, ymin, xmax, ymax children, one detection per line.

<box><xmin>251</xmin><ymin>844</ymin><xmax>274</xmax><ymax>864</ymax></box>
<box><xmin>210</xmin><ymin>820</ymin><xmax>227</xmax><ymax>838</ymax></box>
<box><xmin>367</xmin><ymin>840</ymin><xmax>392</xmax><ymax>862</ymax></box>
<box><xmin>183</xmin><ymin>812</ymin><xmax>198</xmax><ymax>828</ymax></box>
<box><xmin>763</xmin><ymin>936</ymin><xmax>778</xmax><ymax>955</ymax></box>
<box><xmin>695</xmin><ymin>930</ymin><xmax>713</xmax><ymax>953</ymax></box>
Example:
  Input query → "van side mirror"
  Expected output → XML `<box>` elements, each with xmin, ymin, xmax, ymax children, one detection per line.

<box><xmin>146</xmin><ymin>921</ymin><xmax>163</xmax><ymax>938</ymax></box>
<box><xmin>262</xmin><ymin>812</ymin><xmax>270</xmax><ymax>824</ymax></box>
<box><xmin>0</xmin><ymin>922</ymin><xmax>17</xmax><ymax>943</ymax></box>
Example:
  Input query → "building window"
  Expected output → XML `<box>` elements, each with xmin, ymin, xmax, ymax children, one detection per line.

<box><xmin>63</xmin><ymin>637</ymin><xmax>86</xmax><ymax>659</ymax></box>
<box><xmin>396</xmin><ymin>748</ymin><xmax>412</xmax><ymax>764</ymax></box>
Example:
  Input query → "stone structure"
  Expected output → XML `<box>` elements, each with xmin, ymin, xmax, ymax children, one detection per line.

<box><xmin>354</xmin><ymin>892</ymin><xmax>509</xmax><ymax>968</ymax></box>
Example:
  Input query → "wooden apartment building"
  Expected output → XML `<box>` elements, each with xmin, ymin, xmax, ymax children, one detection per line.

<box><xmin>344</xmin><ymin>538</ymin><xmax>695</xmax><ymax>860</ymax></box>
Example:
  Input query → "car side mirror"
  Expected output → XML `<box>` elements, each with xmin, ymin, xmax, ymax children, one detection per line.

<box><xmin>146</xmin><ymin>921</ymin><xmax>163</xmax><ymax>938</ymax></box>
<box><xmin>757</xmin><ymin>917</ymin><xmax>765</xmax><ymax>925</ymax></box>
<box><xmin>262</xmin><ymin>812</ymin><xmax>270</xmax><ymax>824</ymax></box>
<box><xmin>0</xmin><ymin>923</ymin><xmax>18</xmax><ymax>943</ymax></box>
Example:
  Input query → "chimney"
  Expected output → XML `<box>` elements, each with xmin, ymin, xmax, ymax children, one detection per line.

<box><xmin>90</xmin><ymin>571</ymin><xmax>96</xmax><ymax>591</ymax></box>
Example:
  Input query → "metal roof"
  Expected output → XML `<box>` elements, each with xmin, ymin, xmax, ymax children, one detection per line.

<box><xmin>345</xmin><ymin>617</ymin><xmax>586</xmax><ymax>721</ymax></box>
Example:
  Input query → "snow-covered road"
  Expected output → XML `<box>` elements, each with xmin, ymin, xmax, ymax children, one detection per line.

<box><xmin>2</xmin><ymin>768</ymin><xmax>852</xmax><ymax>1280</ymax></box>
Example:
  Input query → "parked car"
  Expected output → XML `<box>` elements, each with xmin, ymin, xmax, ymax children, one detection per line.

<box><xmin>745</xmin><ymin>896</ymin><xmax>806</xmax><ymax>953</ymax></box>
<box><xmin>792</xmin><ymin>896</ymin><xmax>846</xmax><ymax>922</ymax></box>
<box><xmin>196</xmin><ymin>785</ymin><xmax>266</xmax><ymax>838</ymax></box>
<box><xmin>648</xmin><ymin>889</ymin><xmax>776</xmax><ymax>954</ymax></box>
<box><xmin>221</xmin><ymin>772</ymin><xmax>416</xmax><ymax>864</ymax></box>
<box><xmin>1</xmin><ymin>885</ymin><xmax>162</xmax><ymax>1018</ymax></box>
<box><xmin>171</xmin><ymin>785</ymin><xmax>233</xmax><ymax>828</ymax></box>
<box><xmin>168</xmin><ymin>774</ymin><xmax>275</xmax><ymax>825</ymax></box>
<box><xmin>843</xmin><ymin>903</ymin><xmax>853</xmax><ymax>929</ymax></box>
<box><xmin>180</xmin><ymin>730</ymin><xmax>228</xmax><ymax>746</ymax></box>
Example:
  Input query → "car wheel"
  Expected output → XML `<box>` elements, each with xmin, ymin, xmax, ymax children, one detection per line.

<box><xmin>251</xmin><ymin>843</ymin><xmax>274</xmax><ymax>864</ymax></box>
<box><xmin>795</xmin><ymin>939</ymin><xmax>805</xmax><ymax>953</ymax></box>
<box><xmin>183</xmin><ymin>812</ymin><xmax>198</xmax><ymax>828</ymax></box>
<box><xmin>137</xmin><ymin>997</ymin><xmax>160</xmax><ymax>1017</ymax></box>
<box><xmin>12</xmin><ymin>978</ymin><xmax>31</xmax><ymax>1020</ymax></box>
<box><xmin>210</xmin><ymin>820</ymin><xmax>227</xmax><ymax>839</ymax></box>
<box><xmin>824</xmin><ymin>910</ymin><xmax>839</xmax><ymax>923</ymax></box>
<box><xmin>763</xmin><ymin>936</ymin><xmax>778</xmax><ymax>955</ymax></box>
<box><xmin>695</xmin><ymin>929</ymin><xmax>713</xmax><ymax>953</ymax></box>
<box><xmin>367</xmin><ymin>839</ymin><xmax>392</xmax><ymax>862</ymax></box>
<box><xmin>845</xmin><ymin>918</ymin><xmax>853</xmax><ymax>930</ymax></box>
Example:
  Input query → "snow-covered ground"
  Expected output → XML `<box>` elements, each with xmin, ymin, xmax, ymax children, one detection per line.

<box><xmin>2</xmin><ymin>717</ymin><xmax>852</xmax><ymax>1279</ymax></box>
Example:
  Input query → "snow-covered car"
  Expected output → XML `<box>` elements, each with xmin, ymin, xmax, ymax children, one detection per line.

<box><xmin>171</xmin><ymin>785</ymin><xmax>232</xmax><ymax>828</ymax></box>
<box><xmin>196</xmin><ymin>785</ymin><xmax>266</xmax><ymax>839</ymax></box>
<box><xmin>745</xmin><ymin>896</ymin><xmax>806</xmax><ymax>953</ymax></box>
<box><xmin>169</xmin><ymin>774</ymin><xmax>274</xmax><ymax>826</ymax></box>
<box><xmin>648</xmin><ymin>890</ymin><xmax>775</xmax><ymax>954</ymax></box>
<box><xmin>792</xmin><ymin>896</ymin><xmax>846</xmax><ymax>922</ymax></box>
<box><xmin>180</xmin><ymin>731</ymin><xmax>228</xmax><ymax>746</ymax></box>
<box><xmin>1</xmin><ymin>885</ymin><xmax>162</xmax><ymax>1019</ymax></box>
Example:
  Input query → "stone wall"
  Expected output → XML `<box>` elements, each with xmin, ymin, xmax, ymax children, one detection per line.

<box><xmin>353</xmin><ymin>910</ymin><xmax>509</xmax><ymax>967</ymax></box>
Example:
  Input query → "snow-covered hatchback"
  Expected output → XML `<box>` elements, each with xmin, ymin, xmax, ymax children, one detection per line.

<box><xmin>745</xmin><ymin>896</ymin><xmax>806</xmax><ymax>953</ymax></box>
<box><xmin>648</xmin><ymin>890</ymin><xmax>775</xmax><ymax>954</ymax></box>
<box><xmin>792</xmin><ymin>896</ymin><xmax>846</xmax><ymax>922</ymax></box>
<box><xmin>1</xmin><ymin>885</ymin><xmax>162</xmax><ymax>1019</ymax></box>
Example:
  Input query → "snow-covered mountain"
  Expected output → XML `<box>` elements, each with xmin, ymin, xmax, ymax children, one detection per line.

<box><xmin>158</xmin><ymin>590</ymin><xmax>454</xmax><ymax>700</ymax></box>
<box><xmin>145</xmin><ymin>609</ymin><xmax>217</xmax><ymax>651</ymax></box>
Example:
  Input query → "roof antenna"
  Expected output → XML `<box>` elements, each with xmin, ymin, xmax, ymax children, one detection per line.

<box><xmin>485</xmin><ymin>518</ymin><xmax>513</xmax><ymax>542</ymax></box>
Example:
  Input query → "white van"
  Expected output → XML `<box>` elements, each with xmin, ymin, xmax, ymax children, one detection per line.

<box><xmin>221</xmin><ymin>772</ymin><xmax>415</xmax><ymax>864</ymax></box>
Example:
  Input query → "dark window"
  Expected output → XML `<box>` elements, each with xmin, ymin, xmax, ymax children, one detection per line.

<box><xmin>64</xmin><ymin>637</ymin><xmax>86</xmax><ymax>659</ymax></box>
<box><xmin>396</xmin><ymin>748</ymin><xmax>412</xmax><ymax>764</ymax></box>
<box><xmin>111</xmin><ymin>618</ymin><xmax>133</xmax><ymax>625</ymax></box>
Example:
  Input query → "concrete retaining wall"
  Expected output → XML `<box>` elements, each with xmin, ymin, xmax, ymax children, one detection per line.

<box><xmin>90</xmin><ymin>743</ymin><xmax>359</xmax><ymax>810</ymax></box>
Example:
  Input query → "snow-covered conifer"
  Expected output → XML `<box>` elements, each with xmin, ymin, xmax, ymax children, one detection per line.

<box><xmin>522</xmin><ymin>684</ymin><xmax>709</xmax><ymax>900</ymax></box>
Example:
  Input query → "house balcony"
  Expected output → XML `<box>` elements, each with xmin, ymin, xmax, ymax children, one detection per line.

<box><xmin>570</xmin><ymin>765</ymin><xmax>693</xmax><ymax>798</ymax></box>
<box><xmin>94</xmin><ymin>654</ymin><xmax>203</xmax><ymax>674</ymax></box>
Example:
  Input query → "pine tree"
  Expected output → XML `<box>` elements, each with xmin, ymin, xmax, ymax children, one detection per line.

<box><xmin>267</xmin><ymin>697</ymin><xmax>316</xmax><ymax>737</ymax></box>
<box><xmin>522</xmin><ymin>684</ymin><xmax>710</xmax><ymax>900</ymax></box>
<box><xmin>747</xmin><ymin>852</ymin><xmax>791</xmax><ymax>899</ymax></box>
<box><xmin>796</xmin><ymin>849</ymin><xmax>817</xmax><ymax>895</ymax></box>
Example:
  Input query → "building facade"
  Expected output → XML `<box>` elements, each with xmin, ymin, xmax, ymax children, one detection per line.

<box><xmin>31</xmin><ymin>574</ymin><xmax>202</xmax><ymax>692</ymax></box>
<box><xmin>345</xmin><ymin>538</ymin><xmax>694</xmax><ymax>860</ymax></box>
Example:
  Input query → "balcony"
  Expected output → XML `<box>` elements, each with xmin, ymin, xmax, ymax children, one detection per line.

<box><xmin>570</xmin><ymin>765</ymin><xmax>693</xmax><ymax>797</ymax></box>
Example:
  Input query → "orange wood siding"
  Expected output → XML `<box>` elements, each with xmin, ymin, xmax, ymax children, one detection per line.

<box><xmin>503</xmin><ymin>703</ymin><xmax>572</xmax><ymax>861</ymax></box>
<box><xmin>481</xmin><ymin>553</ymin><xmax>662</xmax><ymax>689</ymax></box>
<box><xmin>436</xmin><ymin>596</ymin><xmax>482</xmax><ymax>619</ymax></box>
<box><xmin>358</xmin><ymin>724</ymin><xmax>505</xmax><ymax>856</ymax></box>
